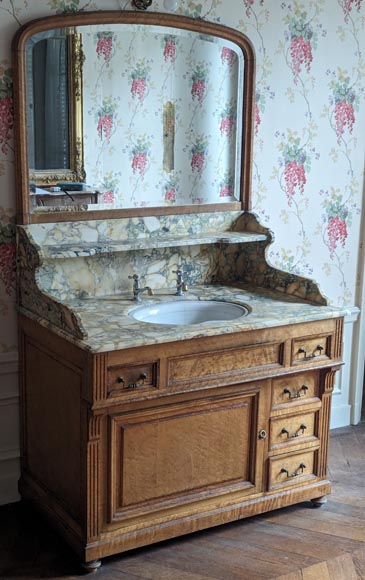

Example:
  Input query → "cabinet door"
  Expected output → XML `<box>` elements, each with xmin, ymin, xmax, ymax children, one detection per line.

<box><xmin>107</xmin><ymin>387</ymin><xmax>266</xmax><ymax>524</ymax></box>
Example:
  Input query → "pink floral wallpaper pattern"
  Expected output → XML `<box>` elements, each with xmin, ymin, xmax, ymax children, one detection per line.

<box><xmin>81</xmin><ymin>24</ymin><xmax>242</xmax><ymax>208</ymax></box>
<box><xmin>0</xmin><ymin>0</ymin><xmax>365</xmax><ymax>354</ymax></box>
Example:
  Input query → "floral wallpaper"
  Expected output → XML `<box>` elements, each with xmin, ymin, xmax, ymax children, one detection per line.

<box><xmin>81</xmin><ymin>24</ymin><xmax>242</xmax><ymax>207</ymax></box>
<box><xmin>0</xmin><ymin>0</ymin><xmax>365</xmax><ymax>354</ymax></box>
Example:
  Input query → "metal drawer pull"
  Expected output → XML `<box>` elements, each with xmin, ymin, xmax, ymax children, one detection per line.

<box><xmin>281</xmin><ymin>424</ymin><xmax>307</xmax><ymax>439</ymax></box>
<box><xmin>298</xmin><ymin>344</ymin><xmax>324</xmax><ymax>360</ymax></box>
<box><xmin>117</xmin><ymin>373</ymin><xmax>147</xmax><ymax>390</ymax></box>
<box><xmin>283</xmin><ymin>385</ymin><xmax>308</xmax><ymax>399</ymax></box>
<box><xmin>281</xmin><ymin>462</ymin><xmax>306</xmax><ymax>478</ymax></box>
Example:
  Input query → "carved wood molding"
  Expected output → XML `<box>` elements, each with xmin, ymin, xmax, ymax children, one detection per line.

<box><xmin>86</xmin><ymin>413</ymin><xmax>103</xmax><ymax>540</ymax></box>
<box><xmin>334</xmin><ymin>318</ymin><xmax>344</xmax><ymax>359</ymax></box>
<box><xmin>87</xmin><ymin>439</ymin><xmax>100</xmax><ymax>540</ymax></box>
<box><xmin>93</xmin><ymin>354</ymin><xmax>108</xmax><ymax>402</ymax></box>
<box><xmin>88</xmin><ymin>414</ymin><xmax>102</xmax><ymax>441</ymax></box>
<box><xmin>317</xmin><ymin>368</ymin><xmax>338</xmax><ymax>477</ymax></box>
<box><xmin>322</xmin><ymin>368</ymin><xmax>339</xmax><ymax>394</ymax></box>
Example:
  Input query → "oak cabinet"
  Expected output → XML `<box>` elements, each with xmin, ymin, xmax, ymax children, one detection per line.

<box><xmin>107</xmin><ymin>388</ymin><xmax>265</xmax><ymax>525</ymax></box>
<box><xmin>18</xmin><ymin>314</ymin><xmax>343</xmax><ymax>570</ymax></box>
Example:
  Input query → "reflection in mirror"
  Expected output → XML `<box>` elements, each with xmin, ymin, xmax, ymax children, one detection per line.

<box><xmin>25</xmin><ymin>22</ymin><xmax>244</xmax><ymax>211</ymax></box>
<box><xmin>26</xmin><ymin>29</ymin><xmax>85</xmax><ymax>186</ymax></box>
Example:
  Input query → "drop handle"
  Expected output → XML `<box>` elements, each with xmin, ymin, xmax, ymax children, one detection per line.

<box><xmin>298</xmin><ymin>344</ymin><xmax>324</xmax><ymax>359</ymax></box>
<box><xmin>117</xmin><ymin>373</ymin><xmax>147</xmax><ymax>390</ymax></box>
<box><xmin>281</xmin><ymin>424</ymin><xmax>307</xmax><ymax>439</ymax></box>
<box><xmin>280</xmin><ymin>463</ymin><xmax>306</xmax><ymax>478</ymax></box>
<box><xmin>283</xmin><ymin>385</ymin><xmax>308</xmax><ymax>399</ymax></box>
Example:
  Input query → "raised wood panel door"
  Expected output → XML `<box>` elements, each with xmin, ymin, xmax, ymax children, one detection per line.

<box><xmin>107</xmin><ymin>388</ymin><xmax>266</xmax><ymax>524</ymax></box>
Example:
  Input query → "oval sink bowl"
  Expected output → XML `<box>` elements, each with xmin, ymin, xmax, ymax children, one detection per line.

<box><xmin>130</xmin><ymin>300</ymin><xmax>249</xmax><ymax>326</ymax></box>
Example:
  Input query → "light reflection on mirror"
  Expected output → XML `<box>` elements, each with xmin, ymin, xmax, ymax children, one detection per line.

<box><xmin>25</xmin><ymin>23</ymin><xmax>244</xmax><ymax>211</ymax></box>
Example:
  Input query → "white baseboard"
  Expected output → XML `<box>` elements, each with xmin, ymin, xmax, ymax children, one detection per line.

<box><xmin>330</xmin><ymin>404</ymin><xmax>352</xmax><ymax>429</ymax></box>
<box><xmin>330</xmin><ymin>307</ymin><xmax>360</xmax><ymax>429</ymax></box>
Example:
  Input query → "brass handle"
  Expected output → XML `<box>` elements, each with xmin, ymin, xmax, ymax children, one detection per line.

<box><xmin>281</xmin><ymin>424</ymin><xmax>307</xmax><ymax>439</ymax></box>
<box><xmin>280</xmin><ymin>462</ymin><xmax>306</xmax><ymax>478</ymax></box>
<box><xmin>258</xmin><ymin>429</ymin><xmax>267</xmax><ymax>440</ymax></box>
<box><xmin>298</xmin><ymin>344</ymin><xmax>324</xmax><ymax>360</ymax></box>
<box><xmin>283</xmin><ymin>385</ymin><xmax>308</xmax><ymax>399</ymax></box>
<box><xmin>117</xmin><ymin>373</ymin><xmax>147</xmax><ymax>390</ymax></box>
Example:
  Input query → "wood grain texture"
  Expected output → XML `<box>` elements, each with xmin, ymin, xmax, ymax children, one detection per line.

<box><xmin>18</xmin><ymin>315</ymin><xmax>343</xmax><ymax>566</ymax></box>
<box><xmin>113</xmin><ymin>396</ymin><xmax>252</xmax><ymax>510</ymax></box>
<box><xmin>167</xmin><ymin>341</ymin><xmax>284</xmax><ymax>388</ymax></box>
<box><xmin>2</xmin><ymin>423</ymin><xmax>364</xmax><ymax>579</ymax></box>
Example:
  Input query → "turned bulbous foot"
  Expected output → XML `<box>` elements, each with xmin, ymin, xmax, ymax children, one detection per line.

<box><xmin>82</xmin><ymin>559</ymin><xmax>102</xmax><ymax>573</ymax></box>
<box><xmin>311</xmin><ymin>495</ymin><xmax>327</xmax><ymax>508</ymax></box>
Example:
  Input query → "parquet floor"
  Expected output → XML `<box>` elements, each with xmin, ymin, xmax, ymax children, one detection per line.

<box><xmin>0</xmin><ymin>423</ymin><xmax>364</xmax><ymax>579</ymax></box>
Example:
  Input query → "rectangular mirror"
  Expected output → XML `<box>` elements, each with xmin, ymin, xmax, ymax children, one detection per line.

<box><xmin>13</xmin><ymin>12</ymin><xmax>255</xmax><ymax>223</ymax></box>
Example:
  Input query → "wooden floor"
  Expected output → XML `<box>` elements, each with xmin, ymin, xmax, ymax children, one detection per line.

<box><xmin>0</xmin><ymin>423</ymin><xmax>364</xmax><ymax>580</ymax></box>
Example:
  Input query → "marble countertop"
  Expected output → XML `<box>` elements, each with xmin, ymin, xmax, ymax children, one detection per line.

<box><xmin>29</xmin><ymin>284</ymin><xmax>348</xmax><ymax>353</ymax></box>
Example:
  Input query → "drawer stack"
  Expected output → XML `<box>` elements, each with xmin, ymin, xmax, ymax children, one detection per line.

<box><xmin>268</xmin><ymin>369</ymin><xmax>322</xmax><ymax>491</ymax></box>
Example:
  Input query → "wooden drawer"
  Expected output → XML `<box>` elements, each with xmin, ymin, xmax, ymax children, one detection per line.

<box><xmin>291</xmin><ymin>333</ymin><xmax>332</xmax><ymax>365</ymax></box>
<box><xmin>268</xmin><ymin>449</ymin><xmax>318</xmax><ymax>491</ymax></box>
<box><xmin>167</xmin><ymin>342</ymin><xmax>284</xmax><ymax>389</ymax></box>
<box><xmin>272</xmin><ymin>371</ymin><xmax>319</xmax><ymax>409</ymax></box>
<box><xmin>107</xmin><ymin>361</ymin><xmax>159</xmax><ymax>399</ymax></box>
<box><xmin>269</xmin><ymin>407</ymin><xmax>320</xmax><ymax>453</ymax></box>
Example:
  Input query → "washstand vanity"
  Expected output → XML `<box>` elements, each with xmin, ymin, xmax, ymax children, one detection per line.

<box><xmin>13</xmin><ymin>10</ymin><xmax>345</xmax><ymax>572</ymax></box>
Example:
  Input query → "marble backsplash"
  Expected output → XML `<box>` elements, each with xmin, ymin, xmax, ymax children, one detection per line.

<box><xmin>38</xmin><ymin>244</ymin><xmax>219</xmax><ymax>301</ymax></box>
<box><xmin>17</xmin><ymin>211</ymin><xmax>327</xmax><ymax>339</ymax></box>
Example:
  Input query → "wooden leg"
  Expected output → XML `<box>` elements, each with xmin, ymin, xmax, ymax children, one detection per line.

<box><xmin>82</xmin><ymin>559</ymin><xmax>102</xmax><ymax>573</ymax></box>
<box><xmin>311</xmin><ymin>495</ymin><xmax>327</xmax><ymax>508</ymax></box>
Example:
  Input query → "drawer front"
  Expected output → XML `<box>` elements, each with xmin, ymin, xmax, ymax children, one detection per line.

<box><xmin>292</xmin><ymin>334</ymin><xmax>331</xmax><ymax>365</ymax></box>
<box><xmin>168</xmin><ymin>342</ymin><xmax>284</xmax><ymax>388</ymax></box>
<box><xmin>107</xmin><ymin>362</ymin><xmax>159</xmax><ymax>398</ymax></box>
<box><xmin>272</xmin><ymin>371</ymin><xmax>319</xmax><ymax>408</ymax></box>
<box><xmin>269</xmin><ymin>409</ymin><xmax>319</xmax><ymax>452</ymax></box>
<box><xmin>268</xmin><ymin>449</ymin><xmax>318</xmax><ymax>490</ymax></box>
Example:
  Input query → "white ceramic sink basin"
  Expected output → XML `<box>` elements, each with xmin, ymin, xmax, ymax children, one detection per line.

<box><xmin>129</xmin><ymin>300</ymin><xmax>249</xmax><ymax>325</ymax></box>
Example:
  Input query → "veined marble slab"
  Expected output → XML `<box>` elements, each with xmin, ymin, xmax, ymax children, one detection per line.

<box><xmin>39</xmin><ymin>231</ymin><xmax>268</xmax><ymax>259</ymax></box>
<box><xmin>19</xmin><ymin>284</ymin><xmax>347</xmax><ymax>354</ymax></box>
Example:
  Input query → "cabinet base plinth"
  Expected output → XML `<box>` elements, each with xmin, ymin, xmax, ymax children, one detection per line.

<box><xmin>82</xmin><ymin>559</ymin><xmax>102</xmax><ymax>573</ymax></box>
<box><xmin>311</xmin><ymin>495</ymin><xmax>328</xmax><ymax>508</ymax></box>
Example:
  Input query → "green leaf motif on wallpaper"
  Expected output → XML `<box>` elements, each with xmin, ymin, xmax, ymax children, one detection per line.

<box><xmin>47</xmin><ymin>0</ymin><xmax>96</xmax><ymax>14</ymax></box>
<box><xmin>182</xmin><ymin>2</ymin><xmax>203</xmax><ymax>19</ymax></box>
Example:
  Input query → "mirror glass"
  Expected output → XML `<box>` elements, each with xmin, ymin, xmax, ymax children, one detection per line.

<box><xmin>24</xmin><ymin>21</ymin><xmax>245</xmax><ymax>212</ymax></box>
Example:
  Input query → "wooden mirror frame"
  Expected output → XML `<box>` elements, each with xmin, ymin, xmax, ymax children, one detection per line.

<box><xmin>12</xmin><ymin>11</ymin><xmax>255</xmax><ymax>225</ymax></box>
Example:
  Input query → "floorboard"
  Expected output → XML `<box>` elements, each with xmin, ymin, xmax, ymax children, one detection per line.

<box><xmin>0</xmin><ymin>423</ymin><xmax>364</xmax><ymax>579</ymax></box>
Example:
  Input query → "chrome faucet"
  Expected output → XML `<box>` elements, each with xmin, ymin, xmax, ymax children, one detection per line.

<box><xmin>172</xmin><ymin>268</ymin><xmax>188</xmax><ymax>296</ymax></box>
<box><xmin>128</xmin><ymin>274</ymin><xmax>154</xmax><ymax>302</ymax></box>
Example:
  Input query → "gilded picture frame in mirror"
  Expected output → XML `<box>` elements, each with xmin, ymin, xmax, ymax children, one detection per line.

<box><xmin>26</xmin><ymin>30</ymin><xmax>85</xmax><ymax>187</ymax></box>
<box><xmin>12</xmin><ymin>11</ymin><xmax>255</xmax><ymax>225</ymax></box>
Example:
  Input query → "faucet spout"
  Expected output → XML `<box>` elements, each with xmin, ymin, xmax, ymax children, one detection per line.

<box><xmin>172</xmin><ymin>268</ymin><xmax>188</xmax><ymax>296</ymax></box>
<box><xmin>128</xmin><ymin>274</ymin><xmax>154</xmax><ymax>302</ymax></box>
